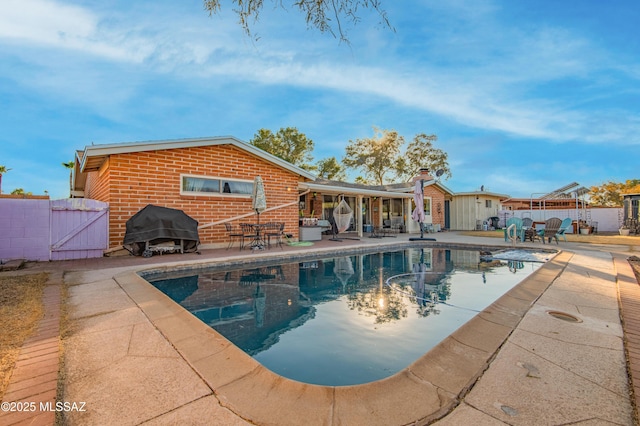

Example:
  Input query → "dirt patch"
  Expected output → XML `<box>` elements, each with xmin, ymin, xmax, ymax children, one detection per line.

<box><xmin>0</xmin><ymin>272</ymin><xmax>49</xmax><ymax>399</ymax></box>
<box><xmin>629</xmin><ymin>256</ymin><xmax>640</xmax><ymax>284</ymax></box>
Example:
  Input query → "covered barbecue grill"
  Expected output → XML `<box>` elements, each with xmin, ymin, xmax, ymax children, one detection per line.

<box><xmin>123</xmin><ymin>204</ymin><xmax>199</xmax><ymax>257</ymax></box>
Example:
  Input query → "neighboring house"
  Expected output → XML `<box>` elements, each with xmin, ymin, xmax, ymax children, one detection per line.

<box><xmin>501</xmin><ymin>197</ymin><xmax>586</xmax><ymax>211</ymax></box>
<box><xmin>498</xmin><ymin>183</ymin><xmax>601</xmax><ymax>230</ymax></box>
<box><xmin>72</xmin><ymin>136</ymin><xmax>316</xmax><ymax>249</ymax></box>
<box><xmin>501</xmin><ymin>182</ymin><xmax>589</xmax><ymax>212</ymax></box>
<box><xmin>449</xmin><ymin>190</ymin><xmax>509</xmax><ymax>230</ymax></box>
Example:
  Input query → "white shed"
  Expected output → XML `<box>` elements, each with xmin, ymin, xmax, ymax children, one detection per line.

<box><xmin>449</xmin><ymin>191</ymin><xmax>509</xmax><ymax>230</ymax></box>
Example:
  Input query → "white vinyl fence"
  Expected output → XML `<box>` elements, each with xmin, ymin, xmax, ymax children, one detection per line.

<box><xmin>498</xmin><ymin>207</ymin><xmax>623</xmax><ymax>233</ymax></box>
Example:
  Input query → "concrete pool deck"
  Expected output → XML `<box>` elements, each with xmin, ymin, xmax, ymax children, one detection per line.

<box><xmin>3</xmin><ymin>231</ymin><xmax>640</xmax><ymax>425</ymax></box>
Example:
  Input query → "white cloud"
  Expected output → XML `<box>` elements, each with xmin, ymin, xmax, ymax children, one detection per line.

<box><xmin>0</xmin><ymin>0</ymin><xmax>135</xmax><ymax>60</ymax></box>
<box><xmin>2</xmin><ymin>0</ymin><xmax>638</xmax><ymax>149</ymax></box>
<box><xmin>0</xmin><ymin>0</ymin><xmax>232</xmax><ymax>65</ymax></box>
<box><xmin>0</xmin><ymin>0</ymin><xmax>95</xmax><ymax>43</ymax></box>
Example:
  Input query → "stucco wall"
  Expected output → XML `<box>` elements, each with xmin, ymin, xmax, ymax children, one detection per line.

<box><xmin>0</xmin><ymin>197</ymin><xmax>51</xmax><ymax>262</ymax></box>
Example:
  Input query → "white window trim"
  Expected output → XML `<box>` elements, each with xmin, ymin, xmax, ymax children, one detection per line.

<box><xmin>180</xmin><ymin>174</ymin><xmax>253</xmax><ymax>198</ymax></box>
<box><xmin>424</xmin><ymin>196</ymin><xmax>432</xmax><ymax>217</ymax></box>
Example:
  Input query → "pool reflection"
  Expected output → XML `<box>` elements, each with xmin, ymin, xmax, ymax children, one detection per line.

<box><xmin>148</xmin><ymin>247</ymin><xmax>542</xmax><ymax>385</ymax></box>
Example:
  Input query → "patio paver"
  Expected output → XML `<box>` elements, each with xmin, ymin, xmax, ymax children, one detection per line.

<box><xmin>2</xmin><ymin>232</ymin><xmax>640</xmax><ymax>425</ymax></box>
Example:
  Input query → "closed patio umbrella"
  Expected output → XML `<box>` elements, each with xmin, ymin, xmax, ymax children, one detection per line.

<box><xmin>411</xmin><ymin>179</ymin><xmax>427</xmax><ymax>239</ymax></box>
<box><xmin>250</xmin><ymin>176</ymin><xmax>268</xmax><ymax>250</ymax></box>
<box><xmin>409</xmin><ymin>178</ymin><xmax>436</xmax><ymax>241</ymax></box>
<box><xmin>411</xmin><ymin>179</ymin><xmax>426</xmax><ymax>224</ymax></box>
<box><xmin>252</xmin><ymin>176</ymin><xmax>267</xmax><ymax>224</ymax></box>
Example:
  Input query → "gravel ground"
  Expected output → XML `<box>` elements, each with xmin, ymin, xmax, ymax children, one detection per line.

<box><xmin>630</xmin><ymin>256</ymin><xmax>640</xmax><ymax>284</ymax></box>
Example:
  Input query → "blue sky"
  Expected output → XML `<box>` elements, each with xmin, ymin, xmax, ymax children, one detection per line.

<box><xmin>1</xmin><ymin>0</ymin><xmax>638</xmax><ymax>200</ymax></box>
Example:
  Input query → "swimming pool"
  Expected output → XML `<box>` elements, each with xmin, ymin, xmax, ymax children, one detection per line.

<box><xmin>146</xmin><ymin>246</ymin><xmax>547</xmax><ymax>386</ymax></box>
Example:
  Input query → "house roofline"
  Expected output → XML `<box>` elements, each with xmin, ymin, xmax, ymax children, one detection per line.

<box><xmin>455</xmin><ymin>191</ymin><xmax>510</xmax><ymax>199</ymax></box>
<box><xmin>300</xmin><ymin>182</ymin><xmax>415</xmax><ymax>198</ymax></box>
<box><xmin>77</xmin><ymin>136</ymin><xmax>317</xmax><ymax>180</ymax></box>
<box><xmin>302</xmin><ymin>178</ymin><xmax>455</xmax><ymax>199</ymax></box>
<box><xmin>423</xmin><ymin>180</ymin><xmax>455</xmax><ymax>196</ymax></box>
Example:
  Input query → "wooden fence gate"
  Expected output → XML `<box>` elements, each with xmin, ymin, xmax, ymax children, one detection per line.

<box><xmin>50</xmin><ymin>199</ymin><xmax>109</xmax><ymax>260</ymax></box>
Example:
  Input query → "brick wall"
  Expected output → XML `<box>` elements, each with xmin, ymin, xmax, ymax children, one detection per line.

<box><xmin>86</xmin><ymin>162</ymin><xmax>110</xmax><ymax>203</ymax></box>
<box><xmin>423</xmin><ymin>186</ymin><xmax>445</xmax><ymax>229</ymax></box>
<box><xmin>84</xmin><ymin>145</ymin><xmax>302</xmax><ymax>248</ymax></box>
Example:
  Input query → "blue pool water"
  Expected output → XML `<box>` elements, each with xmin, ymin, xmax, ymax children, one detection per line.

<box><xmin>146</xmin><ymin>246</ymin><xmax>547</xmax><ymax>386</ymax></box>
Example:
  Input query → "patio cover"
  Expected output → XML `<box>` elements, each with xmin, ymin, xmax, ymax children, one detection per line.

<box><xmin>123</xmin><ymin>204</ymin><xmax>199</xmax><ymax>255</ymax></box>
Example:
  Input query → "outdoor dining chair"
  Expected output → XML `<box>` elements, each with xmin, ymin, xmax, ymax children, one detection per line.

<box><xmin>239</xmin><ymin>223</ymin><xmax>260</xmax><ymax>250</ymax></box>
<box><xmin>224</xmin><ymin>223</ymin><xmax>244</xmax><ymax>250</ymax></box>
<box><xmin>265</xmin><ymin>222</ymin><xmax>285</xmax><ymax>249</ymax></box>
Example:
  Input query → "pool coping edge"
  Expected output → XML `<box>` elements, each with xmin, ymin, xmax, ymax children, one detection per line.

<box><xmin>114</xmin><ymin>244</ymin><xmax>567</xmax><ymax>426</ymax></box>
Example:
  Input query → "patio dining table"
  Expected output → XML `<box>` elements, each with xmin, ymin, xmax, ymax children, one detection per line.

<box><xmin>249</xmin><ymin>223</ymin><xmax>267</xmax><ymax>250</ymax></box>
<box><xmin>240</xmin><ymin>223</ymin><xmax>268</xmax><ymax>251</ymax></box>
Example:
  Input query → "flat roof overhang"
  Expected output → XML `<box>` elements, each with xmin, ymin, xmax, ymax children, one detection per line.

<box><xmin>300</xmin><ymin>182</ymin><xmax>414</xmax><ymax>199</ymax></box>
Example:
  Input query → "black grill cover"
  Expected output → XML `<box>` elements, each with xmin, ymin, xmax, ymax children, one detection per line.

<box><xmin>123</xmin><ymin>204</ymin><xmax>199</xmax><ymax>255</ymax></box>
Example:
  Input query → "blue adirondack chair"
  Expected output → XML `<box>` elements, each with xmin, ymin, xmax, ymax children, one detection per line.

<box><xmin>503</xmin><ymin>217</ymin><xmax>524</xmax><ymax>242</ymax></box>
<box><xmin>555</xmin><ymin>218</ymin><xmax>573</xmax><ymax>242</ymax></box>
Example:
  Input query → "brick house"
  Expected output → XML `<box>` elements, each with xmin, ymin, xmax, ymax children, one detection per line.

<box><xmin>72</xmin><ymin>136</ymin><xmax>455</xmax><ymax>250</ymax></box>
<box><xmin>72</xmin><ymin>137</ymin><xmax>316</xmax><ymax>249</ymax></box>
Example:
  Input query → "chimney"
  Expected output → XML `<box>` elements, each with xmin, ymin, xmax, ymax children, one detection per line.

<box><xmin>417</xmin><ymin>168</ymin><xmax>432</xmax><ymax>180</ymax></box>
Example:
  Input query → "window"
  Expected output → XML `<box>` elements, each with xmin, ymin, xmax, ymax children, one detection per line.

<box><xmin>485</xmin><ymin>200</ymin><xmax>492</xmax><ymax>208</ymax></box>
<box><xmin>181</xmin><ymin>175</ymin><xmax>253</xmax><ymax>196</ymax></box>
<box><xmin>411</xmin><ymin>197</ymin><xmax>432</xmax><ymax>216</ymax></box>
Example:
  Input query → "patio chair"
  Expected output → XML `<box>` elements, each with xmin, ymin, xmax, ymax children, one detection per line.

<box><xmin>537</xmin><ymin>217</ymin><xmax>562</xmax><ymax>244</ymax></box>
<box><xmin>265</xmin><ymin>222</ymin><xmax>285</xmax><ymax>249</ymax></box>
<box><xmin>503</xmin><ymin>217</ymin><xmax>524</xmax><ymax>242</ymax></box>
<box><xmin>555</xmin><ymin>218</ymin><xmax>573</xmax><ymax>242</ymax></box>
<box><xmin>239</xmin><ymin>223</ymin><xmax>259</xmax><ymax>250</ymax></box>
<box><xmin>224</xmin><ymin>223</ymin><xmax>244</xmax><ymax>250</ymax></box>
<box><xmin>522</xmin><ymin>218</ymin><xmax>537</xmax><ymax>242</ymax></box>
<box><xmin>381</xmin><ymin>220</ymin><xmax>398</xmax><ymax>237</ymax></box>
<box><xmin>317</xmin><ymin>219</ymin><xmax>331</xmax><ymax>234</ymax></box>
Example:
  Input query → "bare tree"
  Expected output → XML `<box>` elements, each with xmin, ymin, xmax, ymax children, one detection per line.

<box><xmin>203</xmin><ymin>0</ymin><xmax>393</xmax><ymax>43</ymax></box>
